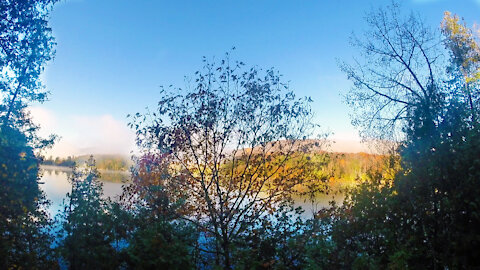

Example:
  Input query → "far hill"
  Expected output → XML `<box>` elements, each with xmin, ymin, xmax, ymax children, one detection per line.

<box><xmin>42</xmin><ymin>154</ymin><xmax>132</xmax><ymax>171</ymax></box>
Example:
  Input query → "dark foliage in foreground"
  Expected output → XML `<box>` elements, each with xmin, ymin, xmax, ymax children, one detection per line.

<box><xmin>0</xmin><ymin>0</ymin><xmax>58</xmax><ymax>268</ymax></box>
<box><xmin>56</xmin><ymin>158</ymin><xmax>124</xmax><ymax>269</ymax></box>
<box><xmin>0</xmin><ymin>125</ymin><xmax>57</xmax><ymax>269</ymax></box>
<box><xmin>51</xmin><ymin>6</ymin><xmax>480</xmax><ymax>269</ymax></box>
<box><xmin>2</xmin><ymin>0</ymin><xmax>480</xmax><ymax>269</ymax></box>
<box><xmin>316</xmin><ymin>4</ymin><xmax>480</xmax><ymax>269</ymax></box>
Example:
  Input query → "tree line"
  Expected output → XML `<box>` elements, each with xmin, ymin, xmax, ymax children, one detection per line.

<box><xmin>0</xmin><ymin>1</ymin><xmax>479</xmax><ymax>269</ymax></box>
<box><xmin>42</xmin><ymin>155</ymin><xmax>130</xmax><ymax>171</ymax></box>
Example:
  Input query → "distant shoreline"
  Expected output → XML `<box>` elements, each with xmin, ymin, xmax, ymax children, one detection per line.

<box><xmin>40</xmin><ymin>165</ymin><xmax>130</xmax><ymax>174</ymax></box>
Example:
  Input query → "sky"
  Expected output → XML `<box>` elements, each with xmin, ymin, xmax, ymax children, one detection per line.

<box><xmin>31</xmin><ymin>0</ymin><xmax>480</xmax><ymax>158</ymax></box>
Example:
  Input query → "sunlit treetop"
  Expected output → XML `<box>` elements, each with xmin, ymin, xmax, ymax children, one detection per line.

<box><xmin>442</xmin><ymin>11</ymin><xmax>480</xmax><ymax>84</ymax></box>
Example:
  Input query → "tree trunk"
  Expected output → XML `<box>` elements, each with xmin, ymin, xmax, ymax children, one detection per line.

<box><xmin>222</xmin><ymin>239</ymin><xmax>231</xmax><ymax>270</ymax></box>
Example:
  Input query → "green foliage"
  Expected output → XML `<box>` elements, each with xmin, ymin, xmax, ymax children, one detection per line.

<box><xmin>56</xmin><ymin>158</ymin><xmax>124</xmax><ymax>269</ymax></box>
<box><xmin>233</xmin><ymin>205</ymin><xmax>311</xmax><ymax>270</ymax></box>
<box><xmin>307</xmin><ymin>4</ymin><xmax>480</xmax><ymax>270</ymax></box>
<box><xmin>0</xmin><ymin>125</ymin><xmax>57</xmax><ymax>269</ymax></box>
<box><xmin>0</xmin><ymin>1</ymin><xmax>59</xmax><ymax>268</ymax></box>
<box><xmin>311</xmin><ymin>105</ymin><xmax>480</xmax><ymax>268</ymax></box>
<box><xmin>307</xmin><ymin>165</ymin><xmax>400</xmax><ymax>269</ymax></box>
<box><xmin>0</xmin><ymin>0</ymin><xmax>58</xmax><ymax>142</ymax></box>
<box><xmin>125</xmin><ymin>217</ymin><xmax>196</xmax><ymax>269</ymax></box>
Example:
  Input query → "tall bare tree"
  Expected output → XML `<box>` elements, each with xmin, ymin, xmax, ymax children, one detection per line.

<box><xmin>340</xmin><ymin>2</ymin><xmax>445</xmax><ymax>141</ymax></box>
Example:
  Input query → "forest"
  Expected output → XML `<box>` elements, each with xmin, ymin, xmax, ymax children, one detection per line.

<box><xmin>1</xmin><ymin>1</ymin><xmax>479</xmax><ymax>269</ymax></box>
<box><xmin>42</xmin><ymin>154</ymin><xmax>131</xmax><ymax>171</ymax></box>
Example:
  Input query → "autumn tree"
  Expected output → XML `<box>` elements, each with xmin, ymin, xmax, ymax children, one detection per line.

<box><xmin>121</xmin><ymin>154</ymin><xmax>197</xmax><ymax>269</ymax></box>
<box><xmin>129</xmin><ymin>53</ymin><xmax>323</xmax><ymax>269</ymax></box>
<box><xmin>442</xmin><ymin>11</ymin><xmax>480</xmax><ymax>121</ymax></box>
<box><xmin>320</xmin><ymin>3</ymin><xmax>480</xmax><ymax>268</ymax></box>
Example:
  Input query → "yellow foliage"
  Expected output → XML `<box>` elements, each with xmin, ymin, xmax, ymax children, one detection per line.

<box><xmin>442</xmin><ymin>11</ymin><xmax>480</xmax><ymax>83</ymax></box>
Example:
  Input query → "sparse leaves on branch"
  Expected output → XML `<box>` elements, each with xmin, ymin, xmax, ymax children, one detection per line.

<box><xmin>341</xmin><ymin>2</ymin><xmax>445</xmax><ymax>140</ymax></box>
<box><xmin>128</xmin><ymin>52</ymin><xmax>325</xmax><ymax>268</ymax></box>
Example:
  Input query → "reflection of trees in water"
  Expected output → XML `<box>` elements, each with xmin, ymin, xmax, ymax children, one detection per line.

<box><xmin>41</xmin><ymin>166</ymin><xmax>130</xmax><ymax>183</ymax></box>
<box><xmin>98</xmin><ymin>171</ymin><xmax>130</xmax><ymax>183</ymax></box>
<box><xmin>43</xmin><ymin>169</ymin><xmax>52</xmax><ymax>176</ymax></box>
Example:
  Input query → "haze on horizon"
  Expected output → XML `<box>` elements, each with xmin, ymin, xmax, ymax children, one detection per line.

<box><xmin>30</xmin><ymin>0</ymin><xmax>479</xmax><ymax>158</ymax></box>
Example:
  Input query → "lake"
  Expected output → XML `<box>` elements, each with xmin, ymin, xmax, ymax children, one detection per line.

<box><xmin>40</xmin><ymin>166</ymin><xmax>344</xmax><ymax>219</ymax></box>
<box><xmin>40</xmin><ymin>166</ymin><xmax>129</xmax><ymax>217</ymax></box>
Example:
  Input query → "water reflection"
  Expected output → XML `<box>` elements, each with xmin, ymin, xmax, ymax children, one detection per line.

<box><xmin>40</xmin><ymin>166</ymin><xmax>129</xmax><ymax>217</ymax></box>
<box><xmin>292</xmin><ymin>192</ymin><xmax>345</xmax><ymax>219</ymax></box>
<box><xmin>40</xmin><ymin>165</ymin><xmax>344</xmax><ymax>219</ymax></box>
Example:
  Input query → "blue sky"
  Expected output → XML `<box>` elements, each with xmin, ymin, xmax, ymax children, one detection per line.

<box><xmin>32</xmin><ymin>0</ymin><xmax>480</xmax><ymax>157</ymax></box>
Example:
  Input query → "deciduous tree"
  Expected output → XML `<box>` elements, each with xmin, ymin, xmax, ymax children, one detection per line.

<box><xmin>323</xmin><ymin>4</ymin><xmax>480</xmax><ymax>269</ymax></box>
<box><xmin>0</xmin><ymin>1</ymin><xmax>58</xmax><ymax>268</ymax></box>
<box><xmin>340</xmin><ymin>2</ymin><xmax>445</xmax><ymax>141</ymax></box>
<box><xmin>0</xmin><ymin>0</ymin><xmax>57</xmax><ymax>126</ymax></box>
<box><xmin>129</xmin><ymin>53</ymin><xmax>324</xmax><ymax>269</ymax></box>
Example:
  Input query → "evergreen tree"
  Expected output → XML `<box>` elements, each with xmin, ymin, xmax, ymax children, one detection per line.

<box><xmin>57</xmin><ymin>156</ymin><xmax>123</xmax><ymax>269</ymax></box>
<box><xmin>310</xmin><ymin>4</ymin><xmax>480</xmax><ymax>269</ymax></box>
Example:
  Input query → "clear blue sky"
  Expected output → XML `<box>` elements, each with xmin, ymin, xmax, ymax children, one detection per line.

<box><xmin>33</xmin><ymin>0</ymin><xmax>479</xmax><ymax>157</ymax></box>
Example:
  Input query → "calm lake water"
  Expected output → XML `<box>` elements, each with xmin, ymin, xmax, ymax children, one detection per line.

<box><xmin>40</xmin><ymin>166</ymin><xmax>129</xmax><ymax>217</ymax></box>
<box><xmin>40</xmin><ymin>166</ymin><xmax>344</xmax><ymax>219</ymax></box>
